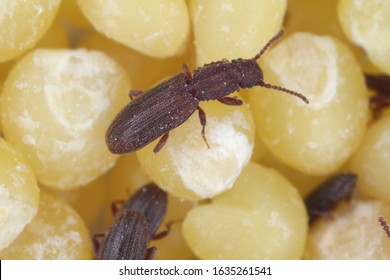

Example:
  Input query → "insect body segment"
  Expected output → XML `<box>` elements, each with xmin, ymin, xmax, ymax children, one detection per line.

<box><xmin>106</xmin><ymin>29</ymin><xmax>309</xmax><ymax>155</ymax></box>
<box><xmin>190</xmin><ymin>59</ymin><xmax>240</xmax><ymax>101</ymax></box>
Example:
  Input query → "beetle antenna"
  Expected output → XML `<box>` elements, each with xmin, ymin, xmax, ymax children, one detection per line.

<box><xmin>253</xmin><ymin>29</ymin><xmax>284</xmax><ymax>61</ymax></box>
<box><xmin>258</xmin><ymin>80</ymin><xmax>309</xmax><ymax>104</ymax></box>
<box><xmin>378</xmin><ymin>216</ymin><xmax>390</xmax><ymax>238</ymax></box>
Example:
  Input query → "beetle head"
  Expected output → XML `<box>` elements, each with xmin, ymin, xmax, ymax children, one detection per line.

<box><xmin>231</xmin><ymin>58</ymin><xmax>264</xmax><ymax>89</ymax></box>
<box><xmin>231</xmin><ymin>30</ymin><xmax>284</xmax><ymax>89</ymax></box>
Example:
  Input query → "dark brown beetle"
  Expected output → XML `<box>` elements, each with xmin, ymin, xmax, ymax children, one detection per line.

<box><xmin>305</xmin><ymin>172</ymin><xmax>357</xmax><ymax>224</ymax></box>
<box><xmin>106</xmin><ymin>30</ymin><xmax>309</xmax><ymax>154</ymax></box>
<box><xmin>96</xmin><ymin>182</ymin><xmax>168</xmax><ymax>260</ymax></box>
<box><xmin>365</xmin><ymin>74</ymin><xmax>390</xmax><ymax>118</ymax></box>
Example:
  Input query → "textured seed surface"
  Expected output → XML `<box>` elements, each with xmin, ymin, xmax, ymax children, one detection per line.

<box><xmin>190</xmin><ymin>0</ymin><xmax>287</xmax><ymax>65</ymax></box>
<box><xmin>0</xmin><ymin>138</ymin><xmax>39</xmax><ymax>251</ymax></box>
<box><xmin>0</xmin><ymin>0</ymin><xmax>61</xmax><ymax>62</ymax></box>
<box><xmin>78</xmin><ymin>31</ymin><xmax>196</xmax><ymax>90</ymax></box>
<box><xmin>51</xmin><ymin>177</ymin><xmax>106</xmax><ymax>231</ymax></box>
<box><xmin>0</xmin><ymin>191</ymin><xmax>93</xmax><ymax>260</ymax></box>
<box><xmin>259</xmin><ymin>150</ymin><xmax>328</xmax><ymax>198</ymax></box>
<box><xmin>137</xmin><ymin>99</ymin><xmax>254</xmax><ymax>200</ymax></box>
<box><xmin>349</xmin><ymin>114</ymin><xmax>390</xmax><ymax>203</ymax></box>
<box><xmin>338</xmin><ymin>0</ymin><xmax>390</xmax><ymax>74</ymax></box>
<box><xmin>0</xmin><ymin>18</ymin><xmax>67</xmax><ymax>83</ymax></box>
<box><xmin>182</xmin><ymin>162</ymin><xmax>308</xmax><ymax>259</ymax></box>
<box><xmin>77</xmin><ymin>0</ymin><xmax>190</xmax><ymax>58</ymax></box>
<box><xmin>249</xmin><ymin>32</ymin><xmax>368</xmax><ymax>175</ymax></box>
<box><xmin>0</xmin><ymin>48</ymin><xmax>130</xmax><ymax>190</ymax></box>
<box><xmin>304</xmin><ymin>199</ymin><xmax>390</xmax><ymax>259</ymax></box>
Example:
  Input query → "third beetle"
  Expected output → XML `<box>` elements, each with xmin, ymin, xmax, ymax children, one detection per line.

<box><xmin>106</xmin><ymin>30</ymin><xmax>309</xmax><ymax>154</ymax></box>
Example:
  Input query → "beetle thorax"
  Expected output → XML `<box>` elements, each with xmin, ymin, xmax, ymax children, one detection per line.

<box><xmin>231</xmin><ymin>58</ymin><xmax>263</xmax><ymax>89</ymax></box>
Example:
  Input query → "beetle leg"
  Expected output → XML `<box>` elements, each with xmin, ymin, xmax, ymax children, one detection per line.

<box><xmin>198</xmin><ymin>106</ymin><xmax>210</xmax><ymax>149</ymax></box>
<box><xmin>153</xmin><ymin>132</ymin><xmax>170</xmax><ymax>153</ymax></box>
<box><xmin>182</xmin><ymin>63</ymin><xmax>192</xmax><ymax>80</ymax></box>
<box><xmin>217</xmin><ymin>96</ymin><xmax>243</xmax><ymax>106</ymax></box>
<box><xmin>152</xmin><ymin>219</ymin><xmax>182</xmax><ymax>240</ymax></box>
<box><xmin>144</xmin><ymin>247</ymin><xmax>157</xmax><ymax>260</ymax></box>
<box><xmin>92</xmin><ymin>233</ymin><xmax>105</xmax><ymax>255</ymax></box>
<box><xmin>152</xmin><ymin>228</ymin><xmax>170</xmax><ymax>240</ymax></box>
<box><xmin>129</xmin><ymin>90</ymin><xmax>145</xmax><ymax>100</ymax></box>
<box><xmin>110</xmin><ymin>200</ymin><xmax>124</xmax><ymax>216</ymax></box>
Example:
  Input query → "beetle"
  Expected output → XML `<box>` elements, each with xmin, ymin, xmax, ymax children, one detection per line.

<box><xmin>95</xmin><ymin>182</ymin><xmax>168</xmax><ymax>260</ymax></box>
<box><xmin>305</xmin><ymin>172</ymin><xmax>357</xmax><ymax>224</ymax></box>
<box><xmin>106</xmin><ymin>29</ymin><xmax>309</xmax><ymax>154</ymax></box>
<box><xmin>365</xmin><ymin>74</ymin><xmax>390</xmax><ymax>118</ymax></box>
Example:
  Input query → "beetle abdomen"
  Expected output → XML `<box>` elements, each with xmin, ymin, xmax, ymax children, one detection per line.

<box><xmin>106</xmin><ymin>73</ymin><xmax>199</xmax><ymax>154</ymax></box>
<box><xmin>191</xmin><ymin>60</ymin><xmax>240</xmax><ymax>101</ymax></box>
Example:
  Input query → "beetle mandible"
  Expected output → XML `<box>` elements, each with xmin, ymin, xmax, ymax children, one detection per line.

<box><xmin>106</xmin><ymin>29</ymin><xmax>309</xmax><ymax>154</ymax></box>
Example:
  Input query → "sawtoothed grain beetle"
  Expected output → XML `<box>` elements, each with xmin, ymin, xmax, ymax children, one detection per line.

<box><xmin>95</xmin><ymin>182</ymin><xmax>168</xmax><ymax>260</ymax></box>
<box><xmin>106</xmin><ymin>29</ymin><xmax>309</xmax><ymax>154</ymax></box>
<box><xmin>305</xmin><ymin>172</ymin><xmax>357</xmax><ymax>224</ymax></box>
